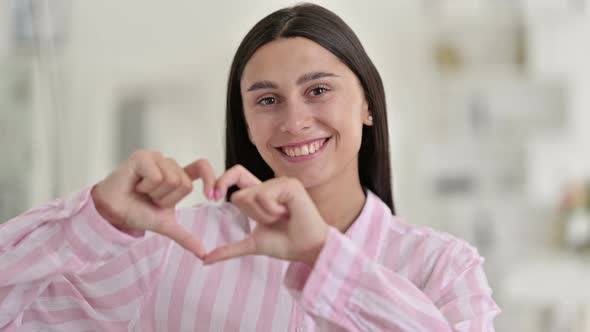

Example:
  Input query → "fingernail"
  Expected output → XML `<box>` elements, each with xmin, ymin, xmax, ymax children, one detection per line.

<box><xmin>281</xmin><ymin>212</ymin><xmax>290</xmax><ymax>222</ymax></box>
<box><xmin>207</xmin><ymin>189</ymin><xmax>214</xmax><ymax>200</ymax></box>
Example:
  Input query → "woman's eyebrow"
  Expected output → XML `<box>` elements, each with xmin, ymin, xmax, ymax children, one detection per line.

<box><xmin>247</xmin><ymin>80</ymin><xmax>277</xmax><ymax>92</ymax></box>
<box><xmin>296</xmin><ymin>71</ymin><xmax>338</xmax><ymax>85</ymax></box>
<box><xmin>246</xmin><ymin>71</ymin><xmax>339</xmax><ymax>92</ymax></box>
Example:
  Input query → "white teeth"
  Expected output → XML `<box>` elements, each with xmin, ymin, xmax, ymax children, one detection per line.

<box><xmin>301</xmin><ymin>145</ymin><xmax>309</xmax><ymax>155</ymax></box>
<box><xmin>280</xmin><ymin>138</ymin><xmax>327</xmax><ymax>157</ymax></box>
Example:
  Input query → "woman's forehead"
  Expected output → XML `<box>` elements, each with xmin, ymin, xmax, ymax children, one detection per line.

<box><xmin>240</xmin><ymin>37</ymin><xmax>349</xmax><ymax>86</ymax></box>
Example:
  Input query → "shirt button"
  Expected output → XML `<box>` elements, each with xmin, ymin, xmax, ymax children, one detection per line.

<box><xmin>296</xmin><ymin>327</ymin><xmax>304</xmax><ymax>332</ymax></box>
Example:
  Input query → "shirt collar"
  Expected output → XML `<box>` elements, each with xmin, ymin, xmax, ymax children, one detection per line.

<box><xmin>346</xmin><ymin>190</ymin><xmax>389</xmax><ymax>234</ymax></box>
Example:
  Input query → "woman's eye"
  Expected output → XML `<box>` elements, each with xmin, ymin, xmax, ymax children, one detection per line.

<box><xmin>258</xmin><ymin>97</ymin><xmax>277</xmax><ymax>106</ymax></box>
<box><xmin>310</xmin><ymin>87</ymin><xmax>329</xmax><ymax>96</ymax></box>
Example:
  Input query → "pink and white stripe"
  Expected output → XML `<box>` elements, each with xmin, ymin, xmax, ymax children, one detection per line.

<box><xmin>0</xmin><ymin>186</ymin><xmax>500</xmax><ymax>331</ymax></box>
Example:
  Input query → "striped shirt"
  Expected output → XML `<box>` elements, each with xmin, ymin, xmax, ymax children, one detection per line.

<box><xmin>0</xmin><ymin>186</ymin><xmax>500</xmax><ymax>331</ymax></box>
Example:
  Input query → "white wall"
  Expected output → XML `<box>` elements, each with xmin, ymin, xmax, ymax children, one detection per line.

<box><xmin>38</xmin><ymin>0</ymin><xmax>416</xmax><ymax>207</ymax></box>
<box><xmin>524</xmin><ymin>1</ymin><xmax>590</xmax><ymax>204</ymax></box>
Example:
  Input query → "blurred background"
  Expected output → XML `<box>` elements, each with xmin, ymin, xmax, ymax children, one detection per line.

<box><xmin>1</xmin><ymin>0</ymin><xmax>589</xmax><ymax>330</ymax></box>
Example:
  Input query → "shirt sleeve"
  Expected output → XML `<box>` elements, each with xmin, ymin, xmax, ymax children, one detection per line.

<box><xmin>284</xmin><ymin>227</ymin><xmax>500</xmax><ymax>332</ymax></box>
<box><xmin>0</xmin><ymin>185</ymin><xmax>157</xmax><ymax>330</ymax></box>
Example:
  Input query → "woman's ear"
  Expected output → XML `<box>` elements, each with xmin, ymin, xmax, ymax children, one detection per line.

<box><xmin>361</xmin><ymin>99</ymin><xmax>373</xmax><ymax>126</ymax></box>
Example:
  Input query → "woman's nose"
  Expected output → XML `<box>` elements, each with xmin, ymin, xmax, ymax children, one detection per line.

<box><xmin>279</xmin><ymin>101</ymin><xmax>312</xmax><ymax>134</ymax></box>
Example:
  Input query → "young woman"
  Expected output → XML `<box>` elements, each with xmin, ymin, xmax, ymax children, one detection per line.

<box><xmin>0</xmin><ymin>3</ymin><xmax>500</xmax><ymax>331</ymax></box>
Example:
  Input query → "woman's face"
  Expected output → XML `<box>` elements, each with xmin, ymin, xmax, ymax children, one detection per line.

<box><xmin>240</xmin><ymin>37</ymin><xmax>372</xmax><ymax>189</ymax></box>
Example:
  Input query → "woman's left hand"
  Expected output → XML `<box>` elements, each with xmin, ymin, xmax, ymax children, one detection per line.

<box><xmin>203</xmin><ymin>170</ymin><xmax>329</xmax><ymax>266</ymax></box>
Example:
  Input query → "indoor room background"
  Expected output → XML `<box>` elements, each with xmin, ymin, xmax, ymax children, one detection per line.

<box><xmin>1</xmin><ymin>0</ymin><xmax>590</xmax><ymax>330</ymax></box>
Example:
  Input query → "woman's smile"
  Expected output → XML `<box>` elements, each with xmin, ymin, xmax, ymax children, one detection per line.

<box><xmin>274</xmin><ymin>136</ymin><xmax>332</xmax><ymax>163</ymax></box>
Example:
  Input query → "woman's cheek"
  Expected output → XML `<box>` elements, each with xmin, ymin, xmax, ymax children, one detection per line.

<box><xmin>246</xmin><ymin>115</ymin><xmax>272</xmax><ymax>142</ymax></box>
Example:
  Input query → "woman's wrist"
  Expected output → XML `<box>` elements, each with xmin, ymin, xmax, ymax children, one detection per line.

<box><xmin>91</xmin><ymin>184</ymin><xmax>122</xmax><ymax>227</ymax></box>
<box><xmin>300</xmin><ymin>224</ymin><xmax>329</xmax><ymax>266</ymax></box>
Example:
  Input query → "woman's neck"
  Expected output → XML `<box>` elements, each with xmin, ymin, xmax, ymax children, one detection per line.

<box><xmin>306</xmin><ymin>174</ymin><xmax>366</xmax><ymax>233</ymax></box>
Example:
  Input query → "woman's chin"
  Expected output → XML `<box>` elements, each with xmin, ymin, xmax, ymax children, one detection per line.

<box><xmin>280</xmin><ymin>172</ymin><xmax>326</xmax><ymax>189</ymax></box>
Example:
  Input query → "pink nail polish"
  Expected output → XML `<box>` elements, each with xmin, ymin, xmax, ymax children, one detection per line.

<box><xmin>207</xmin><ymin>190</ymin><xmax>214</xmax><ymax>200</ymax></box>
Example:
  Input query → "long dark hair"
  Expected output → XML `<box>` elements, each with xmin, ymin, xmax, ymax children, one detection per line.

<box><xmin>224</xmin><ymin>3</ymin><xmax>394</xmax><ymax>213</ymax></box>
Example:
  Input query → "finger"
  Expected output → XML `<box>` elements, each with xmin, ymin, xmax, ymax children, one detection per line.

<box><xmin>156</xmin><ymin>160</ymin><xmax>194</xmax><ymax>207</ymax></box>
<box><xmin>215</xmin><ymin>165</ymin><xmax>261</xmax><ymax>200</ymax></box>
<box><xmin>266</xmin><ymin>177</ymin><xmax>303</xmax><ymax>207</ymax></box>
<box><xmin>150</xmin><ymin>158</ymin><xmax>182</xmax><ymax>201</ymax></box>
<box><xmin>155</xmin><ymin>221</ymin><xmax>207</xmax><ymax>258</ymax></box>
<box><xmin>134</xmin><ymin>154</ymin><xmax>164</xmax><ymax>194</ymax></box>
<box><xmin>203</xmin><ymin>237</ymin><xmax>256</xmax><ymax>265</ymax></box>
<box><xmin>157</xmin><ymin>183</ymin><xmax>192</xmax><ymax>208</ymax></box>
<box><xmin>232</xmin><ymin>189</ymin><xmax>278</xmax><ymax>225</ymax></box>
<box><xmin>183</xmin><ymin>159</ymin><xmax>216</xmax><ymax>199</ymax></box>
<box><xmin>254</xmin><ymin>191</ymin><xmax>288</xmax><ymax>218</ymax></box>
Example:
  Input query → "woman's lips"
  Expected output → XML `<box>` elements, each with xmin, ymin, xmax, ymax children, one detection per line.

<box><xmin>275</xmin><ymin>137</ymin><xmax>331</xmax><ymax>162</ymax></box>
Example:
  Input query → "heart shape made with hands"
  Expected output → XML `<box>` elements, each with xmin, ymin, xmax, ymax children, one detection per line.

<box><xmin>175</xmin><ymin>163</ymin><xmax>330</xmax><ymax>266</ymax></box>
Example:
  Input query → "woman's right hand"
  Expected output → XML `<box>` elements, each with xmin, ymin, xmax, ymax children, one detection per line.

<box><xmin>90</xmin><ymin>150</ymin><xmax>216</xmax><ymax>258</ymax></box>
